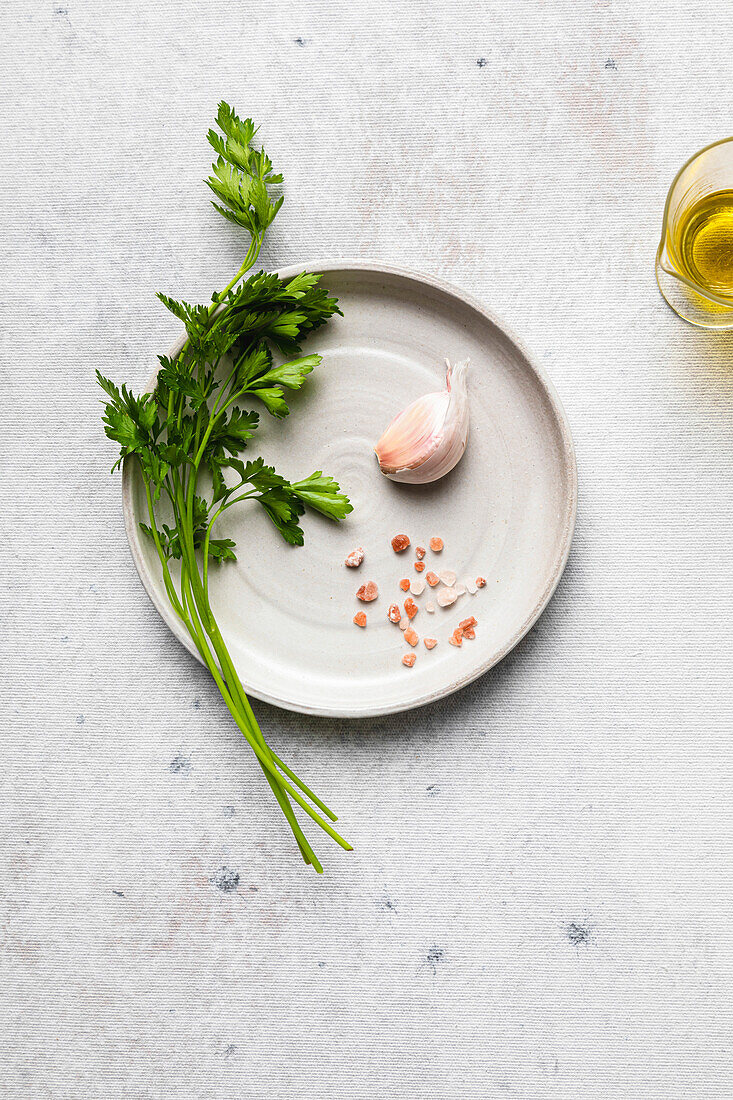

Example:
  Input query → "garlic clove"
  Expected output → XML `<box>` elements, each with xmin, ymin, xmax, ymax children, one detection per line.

<box><xmin>374</xmin><ymin>359</ymin><xmax>470</xmax><ymax>484</ymax></box>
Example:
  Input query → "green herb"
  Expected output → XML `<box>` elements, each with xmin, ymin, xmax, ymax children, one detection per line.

<box><xmin>98</xmin><ymin>103</ymin><xmax>353</xmax><ymax>872</ymax></box>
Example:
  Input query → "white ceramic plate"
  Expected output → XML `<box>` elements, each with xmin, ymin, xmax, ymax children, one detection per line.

<box><xmin>123</xmin><ymin>261</ymin><xmax>576</xmax><ymax>717</ymax></box>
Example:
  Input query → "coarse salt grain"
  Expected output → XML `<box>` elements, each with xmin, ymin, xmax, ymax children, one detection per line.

<box><xmin>356</xmin><ymin>581</ymin><xmax>378</xmax><ymax>602</ymax></box>
<box><xmin>429</xmin><ymin>537</ymin><xmax>443</xmax><ymax>552</ymax></box>
<box><xmin>476</xmin><ymin>576</ymin><xmax>487</xmax><ymax>588</ymax></box>
<box><xmin>415</xmin><ymin>546</ymin><xmax>426</xmax><ymax>560</ymax></box>
<box><xmin>399</xmin><ymin>578</ymin><xmax>410</xmax><ymax>592</ymax></box>
<box><xmin>404</xmin><ymin>627</ymin><xmax>419</xmax><ymax>647</ymax></box>
<box><xmin>410</xmin><ymin>579</ymin><xmax>426</xmax><ymax>596</ymax></box>
<box><xmin>388</xmin><ymin>604</ymin><xmax>401</xmax><ymax>623</ymax></box>
<box><xmin>404</xmin><ymin>597</ymin><xmax>418</xmax><ymax>620</ymax></box>
<box><xmin>455</xmin><ymin>582</ymin><xmax>466</xmax><ymax>596</ymax></box>
<box><xmin>459</xmin><ymin>616</ymin><xmax>477</xmax><ymax>629</ymax></box>
<box><xmin>436</xmin><ymin>587</ymin><xmax>458</xmax><ymax>608</ymax></box>
<box><xmin>425</xmin><ymin>571</ymin><xmax>440</xmax><ymax>587</ymax></box>
<box><xmin>462</xmin><ymin>626</ymin><xmax>475</xmax><ymax>640</ymax></box>
<box><xmin>353</xmin><ymin>612</ymin><xmax>367</xmax><ymax>627</ymax></box>
<box><xmin>425</xmin><ymin>601</ymin><xmax>435</xmax><ymax>613</ymax></box>
<box><xmin>424</xmin><ymin>637</ymin><xmax>437</xmax><ymax>650</ymax></box>
<box><xmin>344</xmin><ymin>547</ymin><xmax>364</xmax><ymax>568</ymax></box>
<box><xmin>391</xmin><ymin>534</ymin><xmax>410</xmax><ymax>553</ymax></box>
<box><xmin>399</xmin><ymin>616</ymin><xmax>409</xmax><ymax>630</ymax></box>
<box><xmin>402</xmin><ymin>653</ymin><xmax>416</xmax><ymax>667</ymax></box>
<box><xmin>438</xmin><ymin>569</ymin><xmax>457</xmax><ymax>587</ymax></box>
<box><xmin>449</xmin><ymin>627</ymin><xmax>463</xmax><ymax>647</ymax></box>
<box><xmin>414</xmin><ymin>561</ymin><xmax>425</xmax><ymax>572</ymax></box>
<box><xmin>465</xmin><ymin>578</ymin><xmax>477</xmax><ymax>595</ymax></box>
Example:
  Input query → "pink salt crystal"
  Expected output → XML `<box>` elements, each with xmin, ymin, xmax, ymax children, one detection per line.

<box><xmin>436</xmin><ymin>587</ymin><xmax>458</xmax><ymax>608</ymax></box>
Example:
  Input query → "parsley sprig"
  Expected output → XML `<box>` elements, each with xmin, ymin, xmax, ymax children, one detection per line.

<box><xmin>98</xmin><ymin>104</ymin><xmax>352</xmax><ymax>872</ymax></box>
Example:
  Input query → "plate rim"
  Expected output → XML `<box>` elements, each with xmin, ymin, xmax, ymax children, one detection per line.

<box><xmin>122</xmin><ymin>258</ymin><xmax>578</xmax><ymax>717</ymax></box>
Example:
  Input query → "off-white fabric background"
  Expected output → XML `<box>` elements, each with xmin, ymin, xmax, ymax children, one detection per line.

<box><xmin>2</xmin><ymin>2</ymin><xmax>732</xmax><ymax>1097</ymax></box>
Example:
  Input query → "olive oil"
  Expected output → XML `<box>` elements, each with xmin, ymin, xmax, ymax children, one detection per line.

<box><xmin>675</xmin><ymin>189</ymin><xmax>733</xmax><ymax>297</ymax></box>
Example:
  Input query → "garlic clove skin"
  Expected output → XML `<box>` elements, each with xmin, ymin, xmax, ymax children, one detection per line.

<box><xmin>374</xmin><ymin>359</ymin><xmax>470</xmax><ymax>484</ymax></box>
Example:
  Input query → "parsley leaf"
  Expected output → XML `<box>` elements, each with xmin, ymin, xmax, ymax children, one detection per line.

<box><xmin>291</xmin><ymin>472</ymin><xmax>354</xmax><ymax>521</ymax></box>
<box><xmin>208</xmin><ymin>408</ymin><xmax>260</xmax><ymax>455</ymax></box>
<box><xmin>205</xmin><ymin>102</ymin><xmax>283</xmax><ymax>236</ymax></box>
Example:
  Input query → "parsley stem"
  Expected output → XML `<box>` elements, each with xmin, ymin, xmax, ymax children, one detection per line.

<box><xmin>268</xmin><ymin>753</ymin><xmax>339</xmax><ymax>823</ymax></box>
<box><xmin>180</xmin><ymin>562</ymin><xmax>317</xmax><ymax>867</ymax></box>
<box><xmin>179</xmin><ymin>556</ymin><xmax>323</xmax><ymax>869</ymax></box>
<box><xmin>212</xmin><ymin>234</ymin><xmax>262</xmax><ymax>306</ymax></box>
<box><xmin>185</xmin><ymin>567</ymin><xmax>338</xmax><ymax>843</ymax></box>
<box><xmin>144</xmin><ymin>474</ymin><xmax>321</xmax><ymax>857</ymax></box>
<box><xmin>201</xmin><ymin>491</ymin><xmax>256</xmax><ymax>603</ymax></box>
<box><xmin>143</xmin><ymin>477</ymin><xmax>185</xmax><ymax>619</ymax></box>
<box><xmin>178</xmin><ymin>233</ymin><xmax>263</xmax><ymax>363</ymax></box>
<box><xmin>187</xmin><ymin>585</ymin><xmax>350</xmax><ymax>857</ymax></box>
<box><xmin>174</xmin><ymin>473</ymin><xmax>349</xmax><ymax>862</ymax></box>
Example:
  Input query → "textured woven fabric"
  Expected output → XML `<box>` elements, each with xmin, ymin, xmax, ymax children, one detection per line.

<box><xmin>2</xmin><ymin>1</ymin><xmax>732</xmax><ymax>1096</ymax></box>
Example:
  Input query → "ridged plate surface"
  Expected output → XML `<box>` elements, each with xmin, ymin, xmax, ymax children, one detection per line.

<box><xmin>123</xmin><ymin>261</ymin><xmax>577</xmax><ymax>717</ymax></box>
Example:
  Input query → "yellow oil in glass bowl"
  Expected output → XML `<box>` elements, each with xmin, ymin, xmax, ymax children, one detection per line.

<box><xmin>675</xmin><ymin>189</ymin><xmax>733</xmax><ymax>298</ymax></box>
<box><xmin>657</xmin><ymin>139</ymin><xmax>733</xmax><ymax>327</ymax></box>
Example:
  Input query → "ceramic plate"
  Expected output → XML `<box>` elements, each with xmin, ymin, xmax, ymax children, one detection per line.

<box><xmin>123</xmin><ymin>261</ymin><xmax>576</xmax><ymax>717</ymax></box>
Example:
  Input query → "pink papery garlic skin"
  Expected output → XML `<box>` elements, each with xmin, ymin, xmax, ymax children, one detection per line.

<box><xmin>374</xmin><ymin>359</ymin><xmax>470</xmax><ymax>484</ymax></box>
